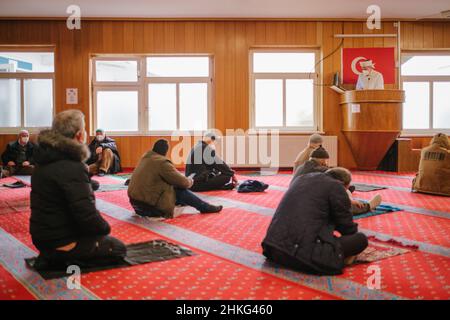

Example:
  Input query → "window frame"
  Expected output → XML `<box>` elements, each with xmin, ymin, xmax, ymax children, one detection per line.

<box><xmin>91</xmin><ymin>54</ymin><xmax>214</xmax><ymax>136</ymax></box>
<box><xmin>249</xmin><ymin>48</ymin><xmax>321</xmax><ymax>132</ymax></box>
<box><xmin>0</xmin><ymin>46</ymin><xmax>55</xmax><ymax>134</ymax></box>
<box><xmin>401</xmin><ymin>50</ymin><xmax>450</xmax><ymax>136</ymax></box>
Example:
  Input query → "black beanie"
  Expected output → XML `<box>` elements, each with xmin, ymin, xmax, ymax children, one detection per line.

<box><xmin>311</xmin><ymin>147</ymin><xmax>329</xmax><ymax>159</ymax></box>
<box><xmin>153</xmin><ymin>139</ymin><xmax>169</xmax><ymax>156</ymax></box>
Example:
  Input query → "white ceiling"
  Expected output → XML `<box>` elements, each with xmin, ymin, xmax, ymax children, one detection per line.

<box><xmin>0</xmin><ymin>0</ymin><xmax>449</xmax><ymax>19</ymax></box>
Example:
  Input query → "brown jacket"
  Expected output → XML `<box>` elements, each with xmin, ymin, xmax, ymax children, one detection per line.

<box><xmin>412</xmin><ymin>134</ymin><xmax>450</xmax><ymax>196</ymax></box>
<box><xmin>127</xmin><ymin>151</ymin><xmax>191</xmax><ymax>217</ymax></box>
<box><xmin>293</xmin><ymin>146</ymin><xmax>316</xmax><ymax>173</ymax></box>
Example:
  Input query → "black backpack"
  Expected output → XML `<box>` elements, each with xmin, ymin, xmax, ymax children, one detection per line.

<box><xmin>237</xmin><ymin>180</ymin><xmax>269</xmax><ymax>193</ymax></box>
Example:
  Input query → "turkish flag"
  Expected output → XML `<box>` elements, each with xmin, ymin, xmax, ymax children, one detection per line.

<box><xmin>342</xmin><ymin>47</ymin><xmax>395</xmax><ymax>84</ymax></box>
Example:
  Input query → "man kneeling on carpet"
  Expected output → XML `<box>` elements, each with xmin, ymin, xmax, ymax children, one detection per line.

<box><xmin>0</xmin><ymin>130</ymin><xmax>35</xmax><ymax>178</ymax></box>
<box><xmin>412</xmin><ymin>133</ymin><xmax>450</xmax><ymax>196</ymax></box>
<box><xmin>262</xmin><ymin>168</ymin><xmax>368</xmax><ymax>275</ymax></box>
<box><xmin>293</xmin><ymin>147</ymin><xmax>382</xmax><ymax>215</ymax></box>
<box><xmin>30</xmin><ymin>110</ymin><xmax>126</xmax><ymax>270</ymax></box>
<box><xmin>128</xmin><ymin>139</ymin><xmax>223</xmax><ymax>218</ymax></box>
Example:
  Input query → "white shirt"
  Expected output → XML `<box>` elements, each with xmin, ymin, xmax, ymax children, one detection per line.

<box><xmin>356</xmin><ymin>69</ymin><xmax>384</xmax><ymax>90</ymax></box>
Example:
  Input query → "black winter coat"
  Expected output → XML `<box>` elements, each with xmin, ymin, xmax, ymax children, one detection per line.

<box><xmin>30</xmin><ymin>130</ymin><xmax>111</xmax><ymax>251</ymax></box>
<box><xmin>1</xmin><ymin>140</ymin><xmax>35</xmax><ymax>165</ymax></box>
<box><xmin>86</xmin><ymin>136</ymin><xmax>121</xmax><ymax>173</ymax></box>
<box><xmin>262</xmin><ymin>172</ymin><xmax>358</xmax><ymax>275</ymax></box>
<box><xmin>185</xmin><ymin>141</ymin><xmax>234</xmax><ymax>182</ymax></box>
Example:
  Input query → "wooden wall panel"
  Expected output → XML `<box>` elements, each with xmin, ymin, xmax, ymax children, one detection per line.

<box><xmin>0</xmin><ymin>20</ymin><xmax>449</xmax><ymax>168</ymax></box>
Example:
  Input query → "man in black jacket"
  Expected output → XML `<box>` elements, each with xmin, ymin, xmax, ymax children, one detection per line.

<box><xmin>262</xmin><ymin>167</ymin><xmax>368</xmax><ymax>275</ymax></box>
<box><xmin>30</xmin><ymin>110</ymin><xmax>126</xmax><ymax>269</ymax></box>
<box><xmin>185</xmin><ymin>132</ymin><xmax>237</xmax><ymax>191</ymax></box>
<box><xmin>86</xmin><ymin>129</ymin><xmax>121</xmax><ymax>177</ymax></box>
<box><xmin>292</xmin><ymin>148</ymin><xmax>382</xmax><ymax>216</ymax></box>
<box><xmin>292</xmin><ymin>146</ymin><xmax>329</xmax><ymax>180</ymax></box>
<box><xmin>1</xmin><ymin>130</ymin><xmax>35</xmax><ymax>177</ymax></box>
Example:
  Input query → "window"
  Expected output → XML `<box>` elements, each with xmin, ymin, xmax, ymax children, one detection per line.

<box><xmin>92</xmin><ymin>55</ymin><xmax>212</xmax><ymax>134</ymax></box>
<box><xmin>250</xmin><ymin>50</ymin><xmax>319</xmax><ymax>131</ymax></box>
<box><xmin>0</xmin><ymin>49</ymin><xmax>54</xmax><ymax>131</ymax></box>
<box><xmin>401</xmin><ymin>52</ymin><xmax>450</xmax><ymax>134</ymax></box>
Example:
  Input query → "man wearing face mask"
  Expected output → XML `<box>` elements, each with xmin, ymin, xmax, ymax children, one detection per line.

<box><xmin>355</xmin><ymin>60</ymin><xmax>384</xmax><ymax>90</ymax></box>
<box><xmin>30</xmin><ymin>110</ymin><xmax>126</xmax><ymax>270</ymax></box>
<box><xmin>1</xmin><ymin>130</ymin><xmax>35</xmax><ymax>178</ymax></box>
<box><xmin>86</xmin><ymin>129</ymin><xmax>121</xmax><ymax>177</ymax></box>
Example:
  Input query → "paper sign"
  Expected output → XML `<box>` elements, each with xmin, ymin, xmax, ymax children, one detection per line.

<box><xmin>351</xmin><ymin>104</ymin><xmax>361</xmax><ymax>113</ymax></box>
<box><xmin>66</xmin><ymin>88</ymin><xmax>78</xmax><ymax>105</ymax></box>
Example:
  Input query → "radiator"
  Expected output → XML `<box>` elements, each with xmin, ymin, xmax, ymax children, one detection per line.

<box><xmin>215</xmin><ymin>135</ymin><xmax>338</xmax><ymax>168</ymax></box>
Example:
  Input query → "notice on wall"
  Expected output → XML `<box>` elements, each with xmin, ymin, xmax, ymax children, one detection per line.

<box><xmin>66</xmin><ymin>88</ymin><xmax>78</xmax><ymax>104</ymax></box>
<box><xmin>351</xmin><ymin>103</ymin><xmax>361</xmax><ymax>113</ymax></box>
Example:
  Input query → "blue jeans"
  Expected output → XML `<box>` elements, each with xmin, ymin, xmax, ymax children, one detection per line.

<box><xmin>175</xmin><ymin>188</ymin><xmax>210</xmax><ymax>211</ymax></box>
<box><xmin>130</xmin><ymin>188</ymin><xmax>210</xmax><ymax>217</ymax></box>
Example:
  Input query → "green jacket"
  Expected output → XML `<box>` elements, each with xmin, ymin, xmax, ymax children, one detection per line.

<box><xmin>128</xmin><ymin>151</ymin><xmax>191</xmax><ymax>217</ymax></box>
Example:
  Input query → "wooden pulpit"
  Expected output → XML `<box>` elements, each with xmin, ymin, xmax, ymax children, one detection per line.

<box><xmin>340</xmin><ymin>89</ymin><xmax>405</xmax><ymax>170</ymax></box>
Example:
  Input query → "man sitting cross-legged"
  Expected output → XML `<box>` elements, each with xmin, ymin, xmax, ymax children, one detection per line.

<box><xmin>412</xmin><ymin>133</ymin><xmax>450</xmax><ymax>196</ymax></box>
<box><xmin>185</xmin><ymin>132</ymin><xmax>237</xmax><ymax>192</ymax></box>
<box><xmin>86</xmin><ymin>129</ymin><xmax>121</xmax><ymax>177</ymax></box>
<box><xmin>262</xmin><ymin>168</ymin><xmax>369</xmax><ymax>275</ymax></box>
<box><xmin>1</xmin><ymin>130</ymin><xmax>35</xmax><ymax>178</ymax></box>
<box><xmin>128</xmin><ymin>139</ymin><xmax>223</xmax><ymax>218</ymax></box>
<box><xmin>293</xmin><ymin>146</ymin><xmax>382</xmax><ymax>215</ymax></box>
<box><xmin>30</xmin><ymin>110</ymin><xmax>126</xmax><ymax>270</ymax></box>
<box><xmin>293</xmin><ymin>133</ymin><xmax>323</xmax><ymax>173</ymax></box>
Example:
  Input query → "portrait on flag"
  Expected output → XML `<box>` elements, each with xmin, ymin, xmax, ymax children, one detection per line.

<box><xmin>342</xmin><ymin>47</ymin><xmax>395</xmax><ymax>85</ymax></box>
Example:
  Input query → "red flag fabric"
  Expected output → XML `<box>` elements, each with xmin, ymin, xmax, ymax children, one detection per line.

<box><xmin>342</xmin><ymin>47</ymin><xmax>395</xmax><ymax>84</ymax></box>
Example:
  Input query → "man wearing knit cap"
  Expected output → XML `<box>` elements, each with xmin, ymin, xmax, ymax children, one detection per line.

<box><xmin>292</xmin><ymin>146</ymin><xmax>329</xmax><ymax>179</ymax></box>
<box><xmin>293</xmin><ymin>133</ymin><xmax>323</xmax><ymax>173</ymax></box>
<box><xmin>292</xmin><ymin>146</ymin><xmax>382</xmax><ymax>215</ymax></box>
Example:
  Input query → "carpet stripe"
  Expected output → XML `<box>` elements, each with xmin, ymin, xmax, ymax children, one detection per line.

<box><xmin>238</xmin><ymin>174</ymin><xmax>448</xmax><ymax>215</ymax></box>
<box><xmin>240</xmin><ymin>174</ymin><xmax>412</xmax><ymax>192</ymax></box>
<box><xmin>354</xmin><ymin>184</ymin><xmax>411</xmax><ymax>192</ymax></box>
<box><xmin>195</xmin><ymin>192</ymin><xmax>450</xmax><ymax>258</ymax></box>
<box><xmin>353</xmin><ymin>172</ymin><xmax>414</xmax><ymax>180</ymax></box>
<box><xmin>0</xmin><ymin>227</ymin><xmax>98</xmax><ymax>300</ymax></box>
<box><xmin>355</xmin><ymin>199</ymin><xmax>450</xmax><ymax>220</ymax></box>
<box><xmin>264</xmin><ymin>185</ymin><xmax>450</xmax><ymax>220</ymax></box>
<box><xmin>359</xmin><ymin>229</ymin><xmax>450</xmax><ymax>258</ymax></box>
<box><xmin>95</xmin><ymin>199</ymin><xmax>405</xmax><ymax>300</ymax></box>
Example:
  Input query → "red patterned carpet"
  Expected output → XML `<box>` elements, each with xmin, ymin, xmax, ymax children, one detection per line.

<box><xmin>0</xmin><ymin>171</ymin><xmax>448</xmax><ymax>300</ymax></box>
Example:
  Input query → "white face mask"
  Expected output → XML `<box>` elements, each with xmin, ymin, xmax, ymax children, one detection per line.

<box><xmin>96</xmin><ymin>135</ymin><xmax>105</xmax><ymax>142</ymax></box>
<box><xmin>20</xmin><ymin>137</ymin><xmax>29</xmax><ymax>144</ymax></box>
